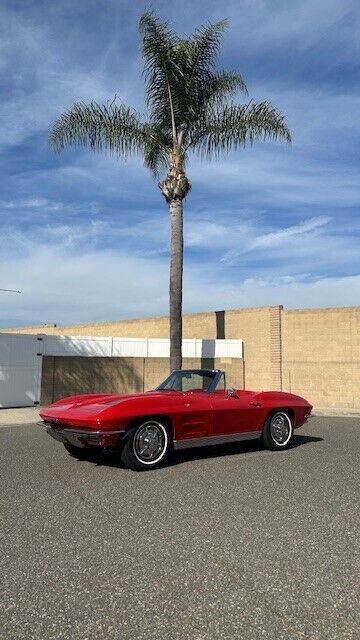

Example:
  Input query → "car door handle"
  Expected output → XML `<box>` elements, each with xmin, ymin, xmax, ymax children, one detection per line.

<box><xmin>250</xmin><ymin>401</ymin><xmax>262</xmax><ymax>408</ymax></box>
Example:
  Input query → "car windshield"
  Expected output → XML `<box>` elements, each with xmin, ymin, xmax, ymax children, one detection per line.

<box><xmin>156</xmin><ymin>369</ymin><xmax>222</xmax><ymax>393</ymax></box>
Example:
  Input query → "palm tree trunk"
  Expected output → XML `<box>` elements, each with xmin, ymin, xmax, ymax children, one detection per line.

<box><xmin>160</xmin><ymin>149</ymin><xmax>190</xmax><ymax>373</ymax></box>
<box><xmin>169</xmin><ymin>198</ymin><xmax>183</xmax><ymax>371</ymax></box>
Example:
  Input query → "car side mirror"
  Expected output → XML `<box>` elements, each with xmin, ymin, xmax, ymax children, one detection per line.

<box><xmin>226</xmin><ymin>388</ymin><xmax>238</xmax><ymax>398</ymax></box>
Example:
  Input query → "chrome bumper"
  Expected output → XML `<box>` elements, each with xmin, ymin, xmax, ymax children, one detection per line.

<box><xmin>38</xmin><ymin>422</ymin><xmax>124</xmax><ymax>448</ymax></box>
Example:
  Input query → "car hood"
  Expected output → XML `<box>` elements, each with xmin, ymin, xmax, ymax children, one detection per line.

<box><xmin>38</xmin><ymin>390</ymin><xmax>181</xmax><ymax>426</ymax></box>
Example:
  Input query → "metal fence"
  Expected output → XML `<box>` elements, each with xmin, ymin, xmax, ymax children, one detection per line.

<box><xmin>0</xmin><ymin>334</ymin><xmax>243</xmax><ymax>408</ymax></box>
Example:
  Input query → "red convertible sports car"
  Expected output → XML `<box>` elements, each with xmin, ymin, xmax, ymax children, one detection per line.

<box><xmin>39</xmin><ymin>368</ymin><xmax>312</xmax><ymax>471</ymax></box>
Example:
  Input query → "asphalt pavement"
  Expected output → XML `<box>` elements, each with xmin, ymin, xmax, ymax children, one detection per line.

<box><xmin>0</xmin><ymin>417</ymin><xmax>359</xmax><ymax>640</ymax></box>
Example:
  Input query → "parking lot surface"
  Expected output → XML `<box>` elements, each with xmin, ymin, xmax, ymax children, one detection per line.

<box><xmin>1</xmin><ymin>417</ymin><xmax>359</xmax><ymax>640</ymax></box>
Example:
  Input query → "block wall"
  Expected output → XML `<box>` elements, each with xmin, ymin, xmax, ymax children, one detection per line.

<box><xmin>41</xmin><ymin>356</ymin><xmax>144</xmax><ymax>405</ymax></box>
<box><xmin>8</xmin><ymin>304</ymin><xmax>360</xmax><ymax>410</ymax></box>
<box><xmin>41</xmin><ymin>356</ymin><xmax>244</xmax><ymax>404</ymax></box>
<box><xmin>282</xmin><ymin>307</ymin><xmax>360</xmax><ymax>409</ymax></box>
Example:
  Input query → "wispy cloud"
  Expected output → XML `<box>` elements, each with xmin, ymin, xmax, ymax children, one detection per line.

<box><xmin>190</xmin><ymin>147</ymin><xmax>360</xmax><ymax>208</ymax></box>
<box><xmin>228</xmin><ymin>0</ymin><xmax>356</xmax><ymax>52</ymax></box>
<box><xmin>2</xmin><ymin>198</ymin><xmax>49</xmax><ymax>209</ymax></box>
<box><xmin>152</xmin><ymin>0</ymin><xmax>359</xmax><ymax>57</ymax></box>
<box><xmin>0</xmin><ymin>1</ymin><xmax>359</xmax><ymax>325</ymax></box>
<box><xmin>1</xmin><ymin>226</ymin><xmax>360</xmax><ymax>328</ymax></box>
<box><xmin>0</xmin><ymin>4</ymin><xmax>140</xmax><ymax>149</ymax></box>
<box><xmin>250</xmin><ymin>216</ymin><xmax>331</xmax><ymax>249</ymax></box>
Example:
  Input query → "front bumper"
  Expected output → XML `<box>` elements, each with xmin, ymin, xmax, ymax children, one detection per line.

<box><xmin>38</xmin><ymin>422</ymin><xmax>124</xmax><ymax>449</ymax></box>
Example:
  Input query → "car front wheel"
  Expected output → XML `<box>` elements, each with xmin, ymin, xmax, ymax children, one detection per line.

<box><xmin>120</xmin><ymin>420</ymin><xmax>171</xmax><ymax>471</ymax></box>
<box><xmin>262</xmin><ymin>411</ymin><xmax>293</xmax><ymax>450</ymax></box>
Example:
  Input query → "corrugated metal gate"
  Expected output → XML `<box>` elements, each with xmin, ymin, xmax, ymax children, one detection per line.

<box><xmin>0</xmin><ymin>334</ymin><xmax>43</xmax><ymax>408</ymax></box>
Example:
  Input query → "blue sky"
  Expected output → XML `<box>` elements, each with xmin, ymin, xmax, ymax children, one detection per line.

<box><xmin>1</xmin><ymin>0</ymin><xmax>359</xmax><ymax>327</ymax></box>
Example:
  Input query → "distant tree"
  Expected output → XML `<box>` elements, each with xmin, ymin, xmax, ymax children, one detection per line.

<box><xmin>49</xmin><ymin>13</ymin><xmax>291</xmax><ymax>371</ymax></box>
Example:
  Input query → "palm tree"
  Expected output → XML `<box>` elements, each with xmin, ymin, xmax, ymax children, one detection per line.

<box><xmin>49</xmin><ymin>12</ymin><xmax>291</xmax><ymax>372</ymax></box>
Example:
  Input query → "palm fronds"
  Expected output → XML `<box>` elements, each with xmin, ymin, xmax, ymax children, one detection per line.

<box><xmin>188</xmin><ymin>101</ymin><xmax>292</xmax><ymax>157</ymax></box>
<box><xmin>49</xmin><ymin>101</ymin><xmax>145</xmax><ymax>157</ymax></box>
<box><xmin>49</xmin><ymin>13</ymin><xmax>291</xmax><ymax>176</ymax></box>
<box><xmin>142</xmin><ymin>123</ymin><xmax>171</xmax><ymax>177</ymax></box>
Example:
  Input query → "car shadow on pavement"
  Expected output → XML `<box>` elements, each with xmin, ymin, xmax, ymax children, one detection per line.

<box><xmin>64</xmin><ymin>433</ymin><xmax>323</xmax><ymax>469</ymax></box>
<box><xmin>168</xmin><ymin>433</ymin><xmax>323</xmax><ymax>467</ymax></box>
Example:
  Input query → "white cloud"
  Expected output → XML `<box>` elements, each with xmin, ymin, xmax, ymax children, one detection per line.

<box><xmin>0</xmin><ymin>5</ymin><xmax>141</xmax><ymax>148</ymax></box>
<box><xmin>2</xmin><ymin>198</ymin><xmax>49</xmax><ymax>209</ymax></box>
<box><xmin>0</xmin><ymin>223</ymin><xmax>360</xmax><ymax>328</ymax></box>
<box><xmin>250</xmin><ymin>216</ymin><xmax>331</xmax><ymax>249</ymax></box>
<box><xmin>234</xmin><ymin>0</ymin><xmax>354</xmax><ymax>51</ymax></box>
<box><xmin>186</xmin><ymin>221</ymin><xmax>250</xmax><ymax>248</ymax></box>
<box><xmin>155</xmin><ymin>0</ymin><xmax>359</xmax><ymax>55</ymax></box>
<box><xmin>218</xmin><ymin>217</ymin><xmax>359</xmax><ymax>274</ymax></box>
<box><xmin>1</xmin><ymin>0</ymin><xmax>360</xmax><ymax>327</ymax></box>
<box><xmin>190</xmin><ymin>150</ymin><xmax>360</xmax><ymax>208</ymax></box>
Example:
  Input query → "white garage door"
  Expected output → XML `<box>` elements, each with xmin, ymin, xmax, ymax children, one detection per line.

<box><xmin>0</xmin><ymin>334</ymin><xmax>43</xmax><ymax>408</ymax></box>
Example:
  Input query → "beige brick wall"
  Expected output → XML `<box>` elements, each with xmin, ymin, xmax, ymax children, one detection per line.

<box><xmin>225</xmin><ymin>307</ymin><xmax>275</xmax><ymax>390</ymax></box>
<box><xmin>41</xmin><ymin>355</ymin><xmax>244</xmax><ymax>404</ymax></box>
<box><xmin>4</xmin><ymin>311</ymin><xmax>217</xmax><ymax>339</ymax></box>
<box><xmin>270</xmin><ymin>306</ymin><xmax>283</xmax><ymax>390</ymax></box>
<box><xmin>144</xmin><ymin>357</ymin><xmax>243</xmax><ymax>392</ymax></box>
<box><xmin>41</xmin><ymin>356</ymin><xmax>144</xmax><ymax>405</ymax></box>
<box><xmin>282</xmin><ymin>307</ymin><xmax>360</xmax><ymax>409</ymax></box>
<box><xmin>7</xmin><ymin>304</ymin><xmax>360</xmax><ymax>409</ymax></box>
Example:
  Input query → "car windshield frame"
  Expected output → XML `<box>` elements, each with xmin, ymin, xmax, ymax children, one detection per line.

<box><xmin>156</xmin><ymin>369</ymin><xmax>225</xmax><ymax>394</ymax></box>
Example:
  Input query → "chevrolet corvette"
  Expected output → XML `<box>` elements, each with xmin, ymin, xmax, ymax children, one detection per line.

<box><xmin>39</xmin><ymin>368</ymin><xmax>312</xmax><ymax>471</ymax></box>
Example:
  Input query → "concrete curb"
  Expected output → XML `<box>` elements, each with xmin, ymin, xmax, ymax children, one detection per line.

<box><xmin>0</xmin><ymin>407</ymin><xmax>40</xmax><ymax>426</ymax></box>
<box><xmin>312</xmin><ymin>409</ymin><xmax>360</xmax><ymax>418</ymax></box>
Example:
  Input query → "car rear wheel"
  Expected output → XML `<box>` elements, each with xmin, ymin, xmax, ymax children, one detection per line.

<box><xmin>262</xmin><ymin>411</ymin><xmax>293</xmax><ymax>450</ymax></box>
<box><xmin>120</xmin><ymin>420</ymin><xmax>171</xmax><ymax>471</ymax></box>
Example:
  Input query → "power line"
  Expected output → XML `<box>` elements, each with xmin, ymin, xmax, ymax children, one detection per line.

<box><xmin>0</xmin><ymin>288</ymin><xmax>21</xmax><ymax>293</ymax></box>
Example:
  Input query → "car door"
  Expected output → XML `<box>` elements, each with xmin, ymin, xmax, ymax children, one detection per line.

<box><xmin>177</xmin><ymin>390</ymin><xmax>213</xmax><ymax>441</ymax></box>
<box><xmin>210</xmin><ymin>390</ymin><xmax>262</xmax><ymax>436</ymax></box>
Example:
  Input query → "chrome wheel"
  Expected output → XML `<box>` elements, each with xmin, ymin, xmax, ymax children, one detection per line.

<box><xmin>133</xmin><ymin>421</ymin><xmax>168</xmax><ymax>465</ymax></box>
<box><xmin>269</xmin><ymin>412</ymin><xmax>292</xmax><ymax>446</ymax></box>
